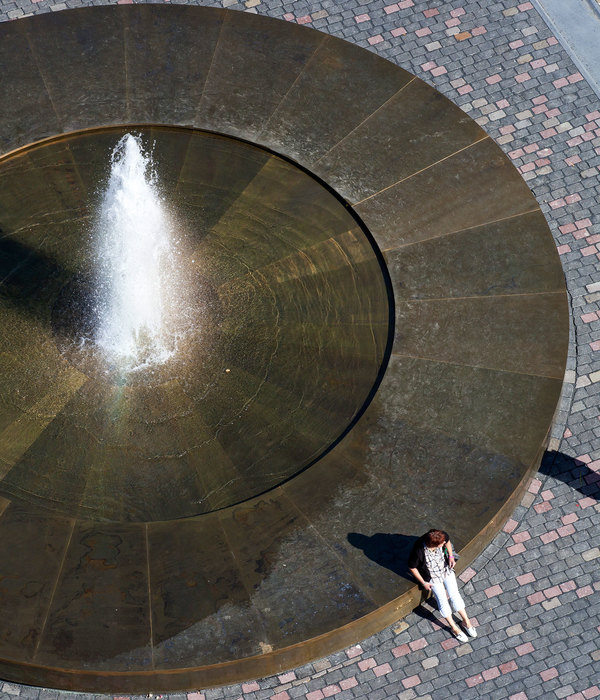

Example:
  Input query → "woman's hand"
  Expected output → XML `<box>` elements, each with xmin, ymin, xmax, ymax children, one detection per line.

<box><xmin>448</xmin><ymin>554</ymin><xmax>456</xmax><ymax>569</ymax></box>
<box><xmin>423</xmin><ymin>581</ymin><xmax>433</xmax><ymax>591</ymax></box>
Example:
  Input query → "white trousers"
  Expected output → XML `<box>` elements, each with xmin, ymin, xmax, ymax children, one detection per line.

<box><xmin>431</xmin><ymin>571</ymin><xmax>465</xmax><ymax>618</ymax></box>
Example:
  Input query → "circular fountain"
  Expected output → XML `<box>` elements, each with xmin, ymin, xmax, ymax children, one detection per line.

<box><xmin>0</xmin><ymin>5</ymin><xmax>567</xmax><ymax>692</ymax></box>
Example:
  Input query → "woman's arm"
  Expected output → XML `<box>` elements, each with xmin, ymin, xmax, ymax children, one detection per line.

<box><xmin>409</xmin><ymin>567</ymin><xmax>433</xmax><ymax>591</ymax></box>
<box><xmin>445</xmin><ymin>541</ymin><xmax>456</xmax><ymax>569</ymax></box>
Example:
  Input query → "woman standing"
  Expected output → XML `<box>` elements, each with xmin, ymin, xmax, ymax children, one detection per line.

<box><xmin>408</xmin><ymin>529</ymin><xmax>477</xmax><ymax>642</ymax></box>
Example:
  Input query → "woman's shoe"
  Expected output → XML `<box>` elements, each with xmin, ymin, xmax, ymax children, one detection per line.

<box><xmin>466</xmin><ymin>626</ymin><xmax>477</xmax><ymax>638</ymax></box>
<box><xmin>454</xmin><ymin>631</ymin><xmax>468</xmax><ymax>643</ymax></box>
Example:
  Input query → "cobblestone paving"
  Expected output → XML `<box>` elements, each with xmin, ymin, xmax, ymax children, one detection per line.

<box><xmin>1</xmin><ymin>0</ymin><xmax>599</xmax><ymax>698</ymax></box>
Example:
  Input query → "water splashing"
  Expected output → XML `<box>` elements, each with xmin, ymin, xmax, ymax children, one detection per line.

<box><xmin>95</xmin><ymin>133</ymin><xmax>177</xmax><ymax>370</ymax></box>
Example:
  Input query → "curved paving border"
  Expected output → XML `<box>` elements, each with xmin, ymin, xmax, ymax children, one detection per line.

<box><xmin>0</xmin><ymin>0</ymin><xmax>598</xmax><ymax>699</ymax></box>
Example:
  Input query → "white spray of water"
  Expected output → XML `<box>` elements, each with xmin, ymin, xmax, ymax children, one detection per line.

<box><xmin>95</xmin><ymin>134</ymin><xmax>176</xmax><ymax>370</ymax></box>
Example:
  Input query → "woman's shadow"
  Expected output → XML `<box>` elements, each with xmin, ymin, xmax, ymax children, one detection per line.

<box><xmin>347</xmin><ymin>532</ymin><xmax>417</xmax><ymax>580</ymax></box>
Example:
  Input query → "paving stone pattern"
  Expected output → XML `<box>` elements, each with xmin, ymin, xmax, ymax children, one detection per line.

<box><xmin>1</xmin><ymin>0</ymin><xmax>599</xmax><ymax>698</ymax></box>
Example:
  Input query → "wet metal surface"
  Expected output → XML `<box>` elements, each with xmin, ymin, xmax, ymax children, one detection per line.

<box><xmin>0</xmin><ymin>5</ymin><xmax>568</xmax><ymax>692</ymax></box>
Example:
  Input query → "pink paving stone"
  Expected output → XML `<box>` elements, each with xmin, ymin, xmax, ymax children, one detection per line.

<box><xmin>423</xmin><ymin>8</ymin><xmax>439</xmax><ymax>17</ymax></box>
<box><xmin>472</xmin><ymin>26</ymin><xmax>487</xmax><ymax>35</ymax></box>
<box><xmin>520</xmin><ymin>162</ymin><xmax>536</xmax><ymax>173</ymax></box>
<box><xmin>457</xmin><ymin>84</ymin><xmax>473</xmax><ymax>94</ymax></box>
<box><xmin>531</xmin><ymin>59</ymin><xmax>547</xmax><ymax>70</ymax></box>
<box><xmin>533</xmin><ymin>104</ymin><xmax>547</xmax><ymax>114</ymax></box>
<box><xmin>585</xmin><ymin>471</ymin><xmax>600</xmax><ymax>482</ymax></box>
<box><xmin>283</xmin><ymin>12</ymin><xmax>295</xmax><ymax>21</ymax></box>
<box><xmin>358</xmin><ymin>657</ymin><xmax>376</xmax><ymax>671</ymax></box>
<box><xmin>554</xmin><ymin>77</ymin><xmax>570</xmax><ymax>88</ymax></box>
<box><xmin>306</xmin><ymin>691</ymin><xmax>324</xmax><ymax>700</ymax></box>
<box><xmin>550</xmin><ymin>198</ymin><xmax>566</xmax><ymax>209</ymax></box>
<box><xmin>340</xmin><ymin>678</ymin><xmax>357</xmax><ymax>690</ymax></box>
<box><xmin>557</xmin><ymin>244</ymin><xmax>571</xmax><ymax>254</ymax></box>
<box><xmin>581</xmin><ymin>245</ymin><xmax>598</xmax><ymax>256</ymax></box>
<box><xmin>242</xmin><ymin>683</ymin><xmax>260</xmax><ymax>693</ymax></box>
<box><xmin>446</xmin><ymin>17</ymin><xmax>461</xmax><ymax>27</ymax></box>
<box><xmin>548</xmin><ymin>36</ymin><xmax>559</xmax><ymax>44</ymax></box>
<box><xmin>402</xmin><ymin>675</ymin><xmax>421</xmax><ymax>689</ymax></box>
<box><xmin>567</xmin><ymin>136</ymin><xmax>583</xmax><ymax>147</ymax></box>
<box><xmin>558</xmin><ymin>523</ymin><xmax>576</xmax><ymax>537</ymax></box>
<box><xmin>566</xmin><ymin>193</ymin><xmax>582</xmax><ymax>204</ymax></box>
<box><xmin>460</xmin><ymin>567</ymin><xmax>476</xmax><ymax>583</ymax></box>
<box><xmin>416</xmin><ymin>27</ymin><xmax>432</xmax><ymax>36</ymax></box>
<box><xmin>508</xmin><ymin>542</ymin><xmax>526</xmax><ymax>556</ymax></box>
<box><xmin>504</xmin><ymin>519</ymin><xmax>518</xmax><ymax>533</ymax></box>
<box><xmin>573</xmin><ymin>229</ymin><xmax>590</xmax><ymax>239</ymax></box>
<box><xmin>577</xmin><ymin>217</ymin><xmax>592</xmax><ymax>227</ymax></box>
<box><xmin>500</xmin><ymin>660</ymin><xmax>518</xmax><ymax>674</ymax></box>
<box><xmin>271</xmin><ymin>693</ymin><xmax>290</xmax><ymax>700</ymax></box>
<box><xmin>297</xmin><ymin>15</ymin><xmax>312</xmax><ymax>24</ymax></box>
<box><xmin>583</xmin><ymin>688</ymin><xmax>600</xmax><ymax>699</ymax></box>
<box><xmin>483</xmin><ymin>666</ymin><xmax>501</xmax><ymax>681</ymax></box>
<box><xmin>409</xmin><ymin>638</ymin><xmax>428</xmax><ymax>651</ymax></box>
<box><xmin>569</xmin><ymin>72</ymin><xmax>584</xmax><ymax>83</ymax></box>
<box><xmin>541</xmin><ymin>489</ymin><xmax>554</xmax><ymax>501</ymax></box>
<box><xmin>518</xmin><ymin>1</ymin><xmax>534</xmax><ymax>8</ymax></box>
<box><xmin>540</xmin><ymin>667</ymin><xmax>559</xmax><ymax>681</ymax></box>
<box><xmin>524</xmin><ymin>143</ymin><xmax>539</xmax><ymax>153</ymax></box>
<box><xmin>368</xmin><ymin>35</ymin><xmax>384</xmax><ymax>45</ymax></box>
<box><xmin>345</xmin><ymin>644</ymin><xmax>362</xmax><ymax>658</ymax></box>
<box><xmin>485</xmin><ymin>584</ymin><xmax>503</xmax><ymax>598</ymax></box>
<box><xmin>562</xmin><ymin>512</ymin><xmax>578</xmax><ymax>525</ymax></box>
<box><xmin>509</xmin><ymin>148</ymin><xmax>525</xmax><ymax>159</ymax></box>
<box><xmin>544</xmin><ymin>585</ymin><xmax>562</xmax><ymax>598</ymax></box>
<box><xmin>528</xmin><ymin>591</ymin><xmax>545</xmax><ymax>605</ymax></box>
<box><xmin>465</xmin><ymin>674</ymin><xmax>484</xmax><ymax>687</ymax></box>
<box><xmin>560</xmin><ymin>223</ymin><xmax>578</xmax><ymax>233</ymax></box>
<box><xmin>510</xmin><ymin>694</ymin><xmax>528</xmax><ymax>700</ymax></box>
<box><xmin>398</xmin><ymin>0</ymin><xmax>414</xmax><ymax>7</ymax></box>
<box><xmin>187</xmin><ymin>694</ymin><xmax>205</xmax><ymax>700</ymax></box>
<box><xmin>580</xmin><ymin>312</ymin><xmax>596</xmax><ymax>323</ymax></box>
<box><xmin>441</xmin><ymin>638</ymin><xmax>459</xmax><ymax>650</ymax></box>
<box><xmin>384</xmin><ymin>3</ymin><xmax>400</xmax><ymax>13</ymax></box>
<box><xmin>564</xmin><ymin>427</ymin><xmax>573</xmax><ymax>437</ymax></box>
<box><xmin>497</xmin><ymin>98</ymin><xmax>510</xmax><ymax>108</ymax></box>
<box><xmin>590</xmin><ymin>341</ymin><xmax>600</xmax><ymax>352</ymax></box>
<box><xmin>533</xmin><ymin>95</ymin><xmax>548</xmax><ymax>104</ymax></box>
<box><xmin>391</xmin><ymin>26</ymin><xmax>408</xmax><ymax>36</ymax></box>
<box><xmin>451</xmin><ymin>7</ymin><xmax>466</xmax><ymax>16</ymax></box>
<box><xmin>431</xmin><ymin>66</ymin><xmax>447</xmax><ymax>76</ymax></box>
<box><xmin>513</xmin><ymin>531</ymin><xmax>531</xmax><ymax>543</ymax></box>
<box><xmin>577</xmin><ymin>585</ymin><xmax>594</xmax><ymax>598</ymax></box>
<box><xmin>541</xmin><ymin>530</ymin><xmax>559</xmax><ymax>544</ymax></box>
<box><xmin>510</xmin><ymin>39</ymin><xmax>525</xmax><ymax>48</ymax></box>
<box><xmin>586</xmin><ymin>109</ymin><xmax>600</xmax><ymax>119</ymax></box>
<box><xmin>534</xmin><ymin>501</ymin><xmax>552</xmax><ymax>514</ymax></box>
<box><xmin>486</xmin><ymin>74</ymin><xmax>502</xmax><ymax>85</ymax></box>
<box><xmin>421</xmin><ymin>61</ymin><xmax>437</xmax><ymax>70</ymax></box>
<box><xmin>528</xmin><ymin>478</ymin><xmax>542</xmax><ymax>494</ymax></box>
<box><xmin>279</xmin><ymin>672</ymin><xmax>296</xmax><ymax>683</ymax></box>
<box><xmin>322</xmin><ymin>685</ymin><xmax>341</xmax><ymax>697</ymax></box>
<box><xmin>517</xmin><ymin>572</ymin><xmax>536</xmax><ymax>585</ymax></box>
<box><xmin>392</xmin><ymin>643</ymin><xmax>410</xmax><ymax>657</ymax></box>
<box><xmin>560</xmin><ymin>580</ymin><xmax>577</xmax><ymax>592</ymax></box>
<box><xmin>373</xmin><ymin>663</ymin><xmax>392</xmax><ymax>677</ymax></box>
<box><xmin>541</xmin><ymin>127</ymin><xmax>557</xmax><ymax>138</ymax></box>
<box><xmin>535</xmin><ymin>158</ymin><xmax>550</xmax><ymax>167</ymax></box>
<box><xmin>516</xmin><ymin>642</ymin><xmax>535</xmax><ymax>656</ymax></box>
<box><xmin>355</xmin><ymin>13</ymin><xmax>370</xmax><ymax>22</ymax></box>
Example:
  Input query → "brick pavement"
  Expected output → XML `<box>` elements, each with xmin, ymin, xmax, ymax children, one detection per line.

<box><xmin>0</xmin><ymin>0</ymin><xmax>599</xmax><ymax>698</ymax></box>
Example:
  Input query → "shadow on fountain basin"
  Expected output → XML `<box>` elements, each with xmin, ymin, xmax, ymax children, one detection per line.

<box><xmin>347</xmin><ymin>532</ymin><xmax>418</xmax><ymax>581</ymax></box>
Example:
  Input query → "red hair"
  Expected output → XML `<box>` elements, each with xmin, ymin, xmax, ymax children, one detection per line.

<box><xmin>424</xmin><ymin>529</ymin><xmax>446</xmax><ymax>547</ymax></box>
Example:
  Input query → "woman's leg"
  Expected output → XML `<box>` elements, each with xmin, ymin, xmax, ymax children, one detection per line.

<box><xmin>430</xmin><ymin>578</ymin><xmax>463</xmax><ymax>636</ymax></box>
<box><xmin>444</xmin><ymin>572</ymin><xmax>474</xmax><ymax>631</ymax></box>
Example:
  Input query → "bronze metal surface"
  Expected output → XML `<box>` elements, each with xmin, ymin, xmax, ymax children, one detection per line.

<box><xmin>0</xmin><ymin>5</ymin><xmax>568</xmax><ymax>692</ymax></box>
